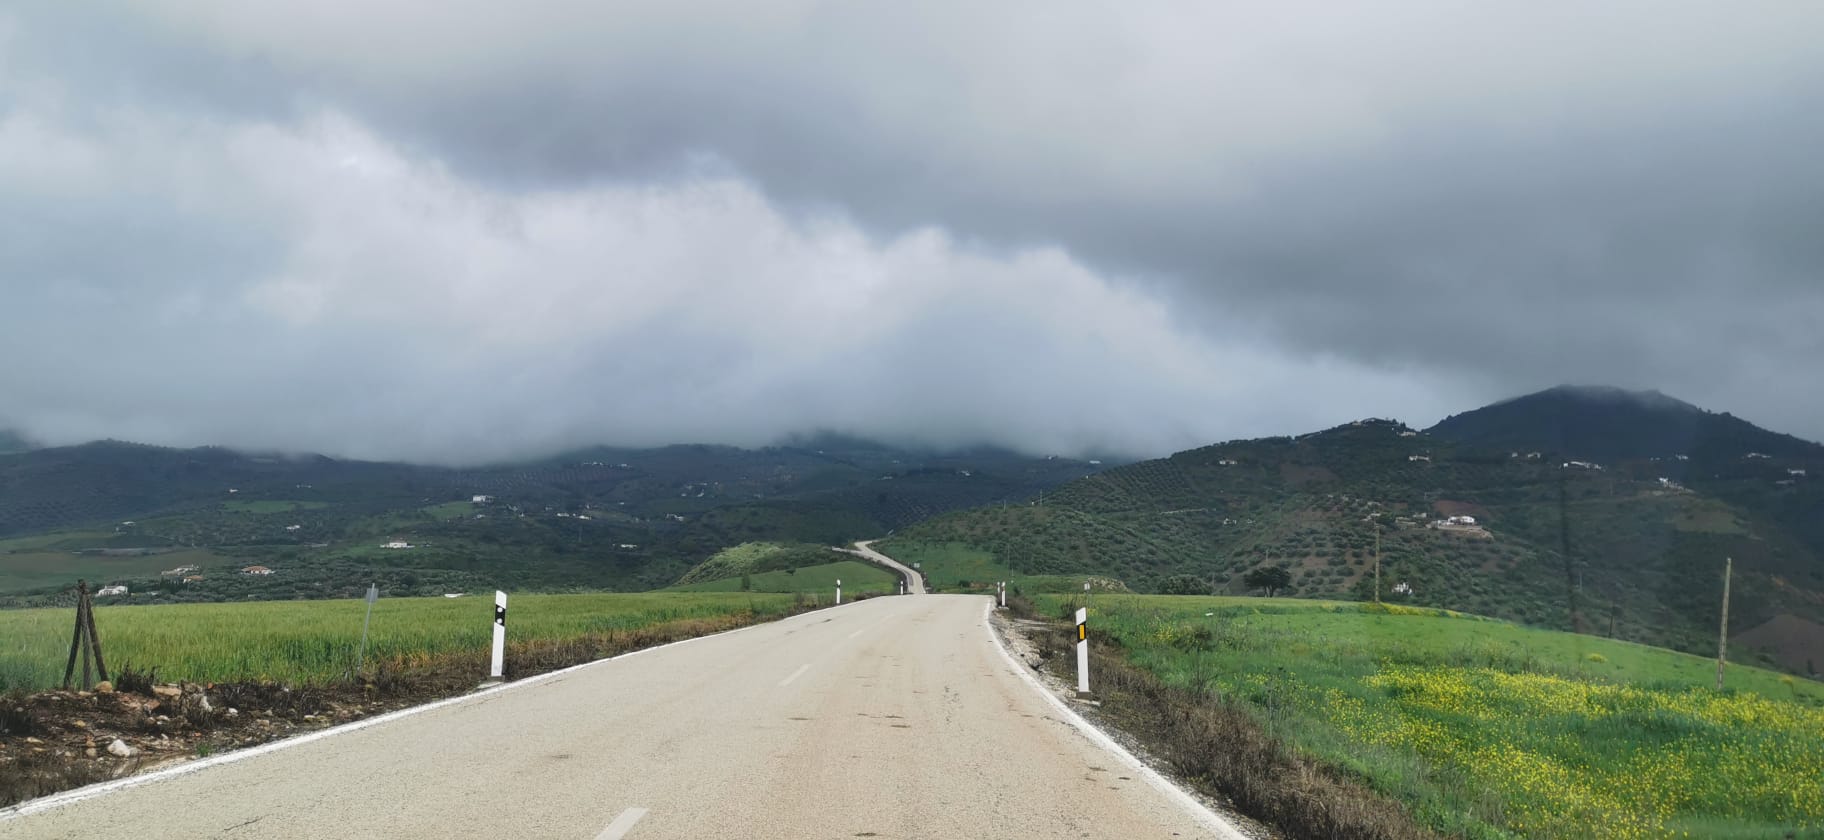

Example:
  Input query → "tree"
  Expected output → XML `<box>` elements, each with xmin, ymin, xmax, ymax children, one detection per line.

<box><xmin>1160</xmin><ymin>575</ymin><xmax>1208</xmax><ymax>595</ymax></box>
<box><xmin>1243</xmin><ymin>566</ymin><xmax>1292</xmax><ymax>597</ymax></box>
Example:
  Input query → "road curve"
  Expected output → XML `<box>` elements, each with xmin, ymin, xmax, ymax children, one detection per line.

<box><xmin>844</xmin><ymin>540</ymin><xmax>926</xmax><ymax>594</ymax></box>
<box><xmin>2</xmin><ymin>596</ymin><xmax>1237</xmax><ymax>839</ymax></box>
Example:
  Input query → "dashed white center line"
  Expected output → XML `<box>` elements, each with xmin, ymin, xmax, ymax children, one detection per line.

<box><xmin>595</xmin><ymin>807</ymin><xmax>648</xmax><ymax>840</ymax></box>
<box><xmin>779</xmin><ymin>663</ymin><xmax>811</xmax><ymax>687</ymax></box>
<box><xmin>847</xmin><ymin>624</ymin><xmax>872</xmax><ymax>639</ymax></box>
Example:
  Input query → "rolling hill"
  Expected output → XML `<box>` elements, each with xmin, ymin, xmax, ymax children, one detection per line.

<box><xmin>1427</xmin><ymin>385</ymin><xmax>1823</xmax><ymax>462</ymax></box>
<box><xmin>0</xmin><ymin>436</ymin><xmax>1107</xmax><ymax>603</ymax></box>
<box><xmin>885</xmin><ymin>388</ymin><xmax>1824</xmax><ymax>671</ymax></box>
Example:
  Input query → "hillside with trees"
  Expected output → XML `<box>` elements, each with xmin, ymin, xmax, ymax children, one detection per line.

<box><xmin>0</xmin><ymin>436</ymin><xmax>1106</xmax><ymax>604</ymax></box>
<box><xmin>885</xmin><ymin>392</ymin><xmax>1824</xmax><ymax>669</ymax></box>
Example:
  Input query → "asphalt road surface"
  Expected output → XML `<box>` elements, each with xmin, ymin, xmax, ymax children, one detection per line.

<box><xmin>843</xmin><ymin>540</ymin><xmax>926</xmax><ymax>594</ymax></box>
<box><xmin>3</xmin><ymin>596</ymin><xmax>1237</xmax><ymax>839</ymax></box>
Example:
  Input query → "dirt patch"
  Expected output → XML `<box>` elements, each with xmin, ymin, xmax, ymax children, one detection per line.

<box><xmin>1430</xmin><ymin>500</ymin><xmax>1485</xmax><ymax>519</ymax></box>
<box><xmin>1735</xmin><ymin>614</ymin><xmax>1824</xmax><ymax>676</ymax></box>
<box><xmin>1</xmin><ymin>603</ymin><xmax>836</xmax><ymax>809</ymax></box>
<box><xmin>989</xmin><ymin>612</ymin><xmax>1276</xmax><ymax>840</ymax></box>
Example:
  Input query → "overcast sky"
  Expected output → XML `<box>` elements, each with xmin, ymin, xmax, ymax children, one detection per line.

<box><xmin>3</xmin><ymin>2</ymin><xmax>1821</xmax><ymax>464</ymax></box>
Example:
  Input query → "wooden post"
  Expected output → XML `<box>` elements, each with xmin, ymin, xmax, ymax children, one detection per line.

<box><xmin>63</xmin><ymin>581</ymin><xmax>87</xmax><ymax>690</ymax></box>
<box><xmin>1715</xmin><ymin>557</ymin><xmax>1732</xmax><ymax>691</ymax></box>
<box><xmin>85</xmin><ymin>587</ymin><xmax>109</xmax><ymax>684</ymax></box>
<box><xmin>61</xmin><ymin>580</ymin><xmax>108</xmax><ymax>690</ymax></box>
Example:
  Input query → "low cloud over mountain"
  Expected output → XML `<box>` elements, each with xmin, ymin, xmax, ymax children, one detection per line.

<box><xmin>4</xmin><ymin>3</ymin><xmax>1820</xmax><ymax>463</ymax></box>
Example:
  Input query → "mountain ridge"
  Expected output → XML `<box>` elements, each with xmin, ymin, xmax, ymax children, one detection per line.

<box><xmin>885</xmin><ymin>389</ymin><xmax>1824</xmax><ymax>672</ymax></box>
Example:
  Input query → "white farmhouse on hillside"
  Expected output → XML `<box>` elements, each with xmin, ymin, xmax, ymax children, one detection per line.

<box><xmin>96</xmin><ymin>585</ymin><xmax>129</xmax><ymax>597</ymax></box>
<box><xmin>383</xmin><ymin>540</ymin><xmax>413</xmax><ymax>549</ymax></box>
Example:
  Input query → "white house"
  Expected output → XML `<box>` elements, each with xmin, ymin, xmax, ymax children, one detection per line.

<box><xmin>1392</xmin><ymin>581</ymin><xmax>1413</xmax><ymax>596</ymax></box>
<box><xmin>240</xmin><ymin>566</ymin><xmax>274</xmax><ymax>576</ymax></box>
<box><xmin>96</xmin><ymin>585</ymin><xmax>129</xmax><ymax>597</ymax></box>
<box><xmin>382</xmin><ymin>540</ymin><xmax>413</xmax><ymax>549</ymax></box>
<box><xmin>1408</xmin><ymin>455</ymin><xmax>1431</xmax><ymax>462</ymax></box>
<box><xmin>1790</xmin><ymin>469</ymin><xmax>1808</xmax><ymax>477</ymax></box>
<box><xmin>1747</xmin><ymin>452</ymin><xmax>1772</xmax><ymax>459</ymax></box>
<box><xmin>471</xmin><ymin>495</ymin><xmax>494</xmax><ymax>504</ymax></box>
<box><xmin>285</xmin><ymin>524</ymin><xmax>302</xmax><ymax>531</ymax></box>
<box><xmin>1448</xmin><ymin>515</ymin><xmax>1477</xmax><ymax>526</ymax></box>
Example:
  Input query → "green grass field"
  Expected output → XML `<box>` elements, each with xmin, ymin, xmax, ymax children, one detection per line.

<box><xmin>871</xmin><ymin>540</ymin><xmax>1007</xmax><ymax>591</ymax></box>
<box><xmin>221</xmin><ymin>500</ymin><xmax>330</xmax><ymax>514</ymax></box>
<box><xmin>667</xmin><ymin>560</ymin><xmax>895</xmax><ymax>595</ymax></box>
<box><xmin>1038</xmin><ymin>594</ymin><xmax>1824</xmax><ymax>840</ymax></box>
<box><xmin>0</xmin><ymin>548</ymin><xmax>222</xmax><ymax>595</ymax></box>
<box><xmin>873</xmin><ymin>540</ymin><xmax>1119</xmax><ymax>594</ymax></box>
<box><xmin>0</xmin><ymin>531</ymin><xmax>117</xmax><ymax>552</ymax></box>
<box><xmin>420</xmin><ymin>501</ymin><xmax>475</xmax><ymax>520</ymax></box>
<box><xmin>0</xmin><ymin>592</ymin><xmax>797</xmax><ymax>691</ymax></box>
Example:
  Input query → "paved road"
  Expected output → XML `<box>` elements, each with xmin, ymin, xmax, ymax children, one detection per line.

<box><xmin>3</xmin><ymin>596</ymin><xmax>1233</xmax><ymax>839</ymax></box>
<box><xmin>843</xmin><ymin>540</ymin><xmax>926</xmax><ymax>594</ymax></box>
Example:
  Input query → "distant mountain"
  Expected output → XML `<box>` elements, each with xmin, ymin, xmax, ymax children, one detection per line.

<box><xmin>888</xmin><ymin>410</ymin><xmax>1824</xmax><ymax>672</ymax></box>
<box><xmin>1427</xmin><ymin>385</ymin><xmax>1823</xmax><ymax>462</ymax></box>
<box><xmin>0</xmin><ymin>437</ymin><xmax>1108</xmax><ymax>602</ymax></box>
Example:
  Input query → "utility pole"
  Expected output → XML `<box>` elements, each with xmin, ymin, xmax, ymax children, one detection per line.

<box><xmin>1373</xmin><ymin>526</ymin><xmax>1382</xmax><ymax>604</ymax></box>
<box><xmin>1715</xmin><ymin>557</ymin><xmax>1732</xmax><ymax>691</ymax></box>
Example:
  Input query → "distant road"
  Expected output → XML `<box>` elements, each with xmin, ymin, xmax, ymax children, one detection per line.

<box><xmin>4</xmin><ymin>596</ymin><xmax>1236</xmax><ymax>838</ymax></box>
<box><xmin>842</xmin><ymin>539</ymin><xmax>926</xmax><ymax>594</ymax></box>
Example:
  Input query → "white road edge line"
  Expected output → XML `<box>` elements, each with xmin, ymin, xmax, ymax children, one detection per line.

<box><xmin>778</xmin><ymin>663</ymin><xmax>811</xmax><ymax>687</ymax></box>
<box><xmin>595</xmin><ymin>806</ymin><xmax>649</xmax><ymax>840</ymax></box>
<box><xmin>0</xmin><ymin>604</ymin><xmax>852</xmax><ymax>822</ymax></box>
<box><xmin>981</xmin><ymin>599</ymin><xmax>1252</xmax><ymax>840</ymax></box>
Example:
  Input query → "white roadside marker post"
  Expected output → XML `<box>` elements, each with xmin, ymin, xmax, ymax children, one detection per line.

<box><xmin>998</xmin><ymin>581</ymin><xmax>1006</xmax><ymax>609</ymax></box>
<box><xmin>835</xmin><ymin>579</ymin><xmax>842</xmax><ymax>605</ymax></box>
<box><xmin>356</xmin><ymin>583</ymin><xmax>378</xmax><ymax>674</ymax></box>
<box><xmin>1075</xmin><ymin>606</ymin><xmax>1090</xmax><ymax>698</ymax></box>
<box><xmin>488</xmin><ymin>590</ymin><xmax>507</xmax><ymax>683</ymax></box>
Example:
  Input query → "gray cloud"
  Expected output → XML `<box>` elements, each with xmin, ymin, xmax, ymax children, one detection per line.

<box><xmin>3</xmin><ymin>2</ymin><xmax>1821</xmax><ymax>462</ymax></box>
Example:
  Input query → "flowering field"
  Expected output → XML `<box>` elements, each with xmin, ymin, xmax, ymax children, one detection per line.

<box><xmin>0</xmin><ymin>592</ymin><xmax>799</xmax><ymax>691</ymax></box>
<box><xmin>1034</xmin><ymin>595</ymin><xmax>1824</xmax><ymax>839</ymax></box>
